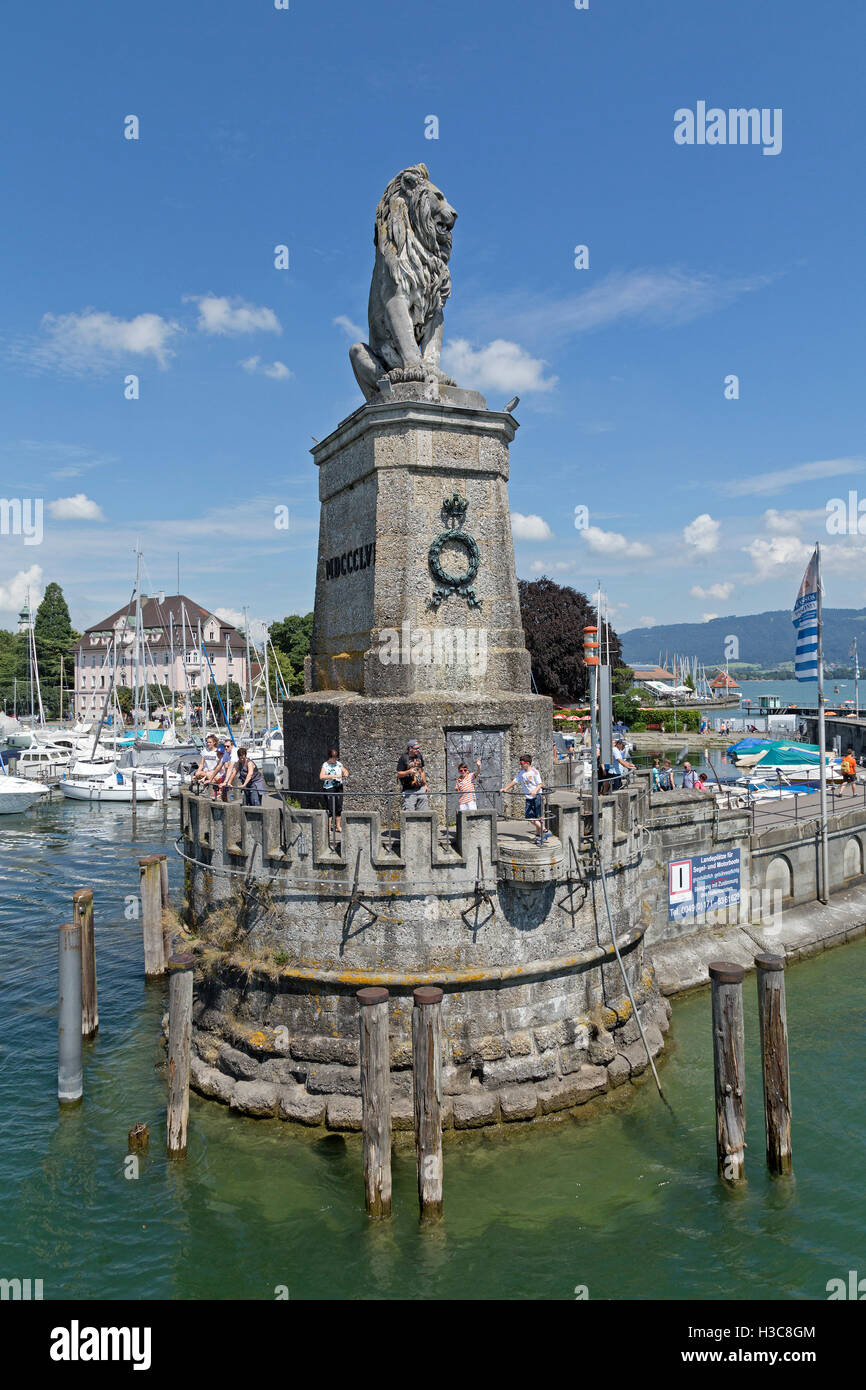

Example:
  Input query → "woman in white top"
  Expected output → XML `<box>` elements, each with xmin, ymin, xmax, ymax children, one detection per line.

<box><xmin>319</xmin><ymin>746</ymin><xmax>348</xmax><ymax>832</ymax></box>
<box><xmin>192</xmin><ymin>735</ymin><xmax>220</xmax><ymax>792</ymax></box>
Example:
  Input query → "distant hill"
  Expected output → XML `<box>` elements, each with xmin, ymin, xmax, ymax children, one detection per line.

<box><xmin>621</xmin><ymin>608</ymin><xmax>866</xmax><ymax>668</ymax></box>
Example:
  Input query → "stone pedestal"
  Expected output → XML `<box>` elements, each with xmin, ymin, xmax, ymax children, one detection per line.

<box><xmin>284</xmin><ymin>385</ymin><xmax>553</xmax><ymax>808</ymax></box>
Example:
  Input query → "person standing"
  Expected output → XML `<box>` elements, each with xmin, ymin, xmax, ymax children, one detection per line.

<box><xmin>841</xmin><ymin>746</ymin><xmax>858</xmax><ymax>797</ymax></box>
<box><xmin>612</xmin><ymin>739</ymin><xmax>637</xmax><ymax>784</ymax></box>
<box><xmin>455</xmin><ymin>757</ymin><xmax>482</xmax><ymax>812</ymax></box>
<box><xmin>651</xmin><ymin>757</ymin><xmax>662</xmax><ymax>792</ymax></box>
<box><xmin>233</xmin><ymin>746</ymin><xmax>266</xmax><ymax>806</ymax></box>
<box><xmin>397</xmin><ymin>739</ymin><xmax>429</xmax><ymax>809</ymax></box>
<box><xmin>681</xmin><ymin>761</ymin><xmax>698</xmax><ymax>789</ymax></box>
<box><xmin>191</xmin><ymin>734</ymin><xmax>220</xmax><ymax>793</ymax></box>
<box><xmin>501</xmin><ymin>754</ymin><xmax>548</xmax><ymax>843</ymax></box>
<box><xmin>319</xmin><ymin>746</ymin><xmax>348</xmax><ymax>831</ymax></box>
<box><xmin>659</xmin><ymin>759</ymin><xmax>674</xmax><ymax>791</ymax></box>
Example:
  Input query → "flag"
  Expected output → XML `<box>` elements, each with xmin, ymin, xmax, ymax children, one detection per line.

<box><xmin>851</xmin><ymin>639</ymin><xmax>860</xmax><ymax>682</ymax></box>
<box><xmin>793</xmin><ymin>549</ymin><xmax>819</xmax><ymax>681</ymax></box>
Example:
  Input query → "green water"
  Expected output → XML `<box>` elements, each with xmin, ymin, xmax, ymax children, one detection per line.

<box><xmin>1</xmin><ymin>797</ymin><xmax>863</xmax><ymax>1300</ymax></box>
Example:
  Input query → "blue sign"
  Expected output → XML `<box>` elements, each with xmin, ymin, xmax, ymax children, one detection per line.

<box><xmin>668</xmin><ymin>849</ymin><xmax>741</xmax><ymax>922</ymax></box>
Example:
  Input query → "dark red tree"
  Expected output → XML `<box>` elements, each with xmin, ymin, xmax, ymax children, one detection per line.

<box><xmin>518</xmin><ymin>576</ymin><xmax>623</xmax><ymax>701</ymax></box>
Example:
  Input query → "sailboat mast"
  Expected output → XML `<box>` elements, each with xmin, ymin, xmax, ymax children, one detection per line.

<box><xmin>244</xmin><ymin>606</ymin><xmax>255</xmax><ymax>741</ymax></box>
<box><xmin>169</xmin><ymin>611</ymin><xmax>176</xmax><ymax>728</ymax></box>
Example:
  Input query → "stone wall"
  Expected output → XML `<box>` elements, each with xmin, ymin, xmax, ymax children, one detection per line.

<box><xmin>180</xmin><ymin>783</ymin><xmax>668</xmax><ymax>1128</ymax></box>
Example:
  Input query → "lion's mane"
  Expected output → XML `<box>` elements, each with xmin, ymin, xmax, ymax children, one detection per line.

<box><xmin>373</xmin><ymin>163</ymin><xmax>452</xmax><ymax>339</ymax></box>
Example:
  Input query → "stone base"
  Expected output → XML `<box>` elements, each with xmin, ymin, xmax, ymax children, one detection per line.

<box><xmin>181</xmin><ymin>962</ymin><xmax>671</xmax><ymax>1130</ymax></box>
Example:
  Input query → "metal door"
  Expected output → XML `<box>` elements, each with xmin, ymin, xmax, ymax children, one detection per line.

<box><xmin>445</xmin><ymin>728</ymin><xmax>504</xmax><ymax>824</ymax></box>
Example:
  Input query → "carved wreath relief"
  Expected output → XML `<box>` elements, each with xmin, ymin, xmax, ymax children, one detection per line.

<box><xmin>428</xmin><ymin>492</ymin><xmax>481</xmax><ymax>610</ymax></box>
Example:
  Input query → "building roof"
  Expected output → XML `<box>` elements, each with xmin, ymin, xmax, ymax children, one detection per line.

<box><xmin>710</xmin><ymin>669</ymin><xmax>741</xmax><ymax>689</ymax></box>
<box><xmin>631</xmin><ymin>666</ymin><xmax>675</xmax><ymax>682</ymax></box>
<box><xmin>80</xmin><ymin>594</ymin><xmax>248</xmax><ymax>651</ymax></box>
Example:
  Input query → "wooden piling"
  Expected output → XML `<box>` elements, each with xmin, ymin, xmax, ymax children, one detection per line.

<box><xmin>139</xmin><ymin>855</ymin><xmax>166</xmax><ymax>978</ymax></box>
<box><xmin>708</xmin><ymin>961</ymin><xmax>746</xmax><ymax>1183</ymax></box>
<box><xmin>357</xmin><ymin>986</ymin><xmax>392</xmax><ymax>1218</ymax></box>
<box><xmin>156</xmin><ymin>853</ymin><xmax>172</xmax><ymax>962</ymax></box>
<box><xmin>128</xmin><ymin>1122</ymin><xmax>149</xmax><ymax>1152</ymax></box>
<box><xmin>166</xmin><ymin>952</ymin><xmax>195</xmax><ymax>1157</ymax></box>
<box><xmin>73</xmin><ymin>888</ymin><xmax>98</xmax><ymax>1039</ymax></box>
<box><xmin>412</xmin><ymin>985</ymin><xmax>444</xmax><ymax>1221</ymax></box>
<box><xmin>755</xmin><ymin>953</ymin><xmax>793</xmax><ymax>1175</ymax></box>
<box><xmin>58</xmin><ymin>921</ymin><xmax>83</xmax><ymax>1104</ymax></box>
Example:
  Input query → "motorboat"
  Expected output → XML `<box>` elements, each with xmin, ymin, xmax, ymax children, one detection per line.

<box><xmin>726</xmin><ymin>737</ymin><xmax>843</xmax><ymax>783</ymax></box>
<box><xmin>0</xmin><ymin>757</ymin><xmax>52</xmax><ymax>813</ymax></box>
<box><xmin>13</xmin><ymin>744</ymin><xmax>72</xmax><ymax>781</ymax></box>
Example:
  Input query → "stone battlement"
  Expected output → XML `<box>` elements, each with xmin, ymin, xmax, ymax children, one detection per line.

<box><xmin>179</xmin><ymin>785</ymin><xmax>647</xmax><ymax>894</ymax></box>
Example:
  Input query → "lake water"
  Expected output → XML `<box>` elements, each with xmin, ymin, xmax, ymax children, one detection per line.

<box><xmin>734</xmin><ymin>679</ymin><xmax>861</xmax><ymax>710</ymax></box>
<box><xmin>1</xmin><ymin>796</ymin><xmax>863</xmax><ymax>1300</ymax></box>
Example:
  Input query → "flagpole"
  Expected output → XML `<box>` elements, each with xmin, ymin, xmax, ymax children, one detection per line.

<box><xmin>816</xmin><ymin>542</ymin><xmax>830</xmax><ymax>904</ymax></box>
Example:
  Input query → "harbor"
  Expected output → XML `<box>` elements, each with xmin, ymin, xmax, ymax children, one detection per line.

<box><xmin>2</xmin><ymin>793</ymin><xmax>864</xmax><ymax>1300</ymax></box>
<box><xmin>2</xmin><ymin>1</ymin><xmax>864</xmax><ymax>1349</ymax></box>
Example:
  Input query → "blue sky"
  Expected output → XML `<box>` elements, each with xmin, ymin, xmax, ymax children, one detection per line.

<box><xmin>1</xmin><ymin>0</ymin><xmax>863</xmax><ymax>649</ymax></box>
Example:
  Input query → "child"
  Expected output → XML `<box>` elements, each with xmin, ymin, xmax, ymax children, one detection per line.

<box><xmin>455</xmin><ymin>756</ymin><xmax>482</xmax><ymax>811</ymax></box>
<box><xmin>502</xmin><ymin>754</ymin><xmax>548</xmax><ymax>844</ymax></box>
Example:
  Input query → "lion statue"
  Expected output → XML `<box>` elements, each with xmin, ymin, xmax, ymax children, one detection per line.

<box><xmin>349</xmin><ymin>164</ymin><xmax>458</xmax><ymax>401</ymax></box>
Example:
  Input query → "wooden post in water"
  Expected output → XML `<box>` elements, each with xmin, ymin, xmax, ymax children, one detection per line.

<box><xmin>357</xmin><ymin>986</ymin><xmax>392</xmax><ymax>1218</ymax></box>
<box><xmin>157</xmin><ymin>852</ymin><xmax>170</xmax><ymax>907</ymax></box>
<box><xmin>73</xmin><ymin>888</ymin><xmax>98</xmax><ymax>1039</ymax></box>
<box><xmin>708</xmin><ymin>961</ymin><xmax>746</xmax><ymax>1183</ymax></box>
<box><xmin>166</xmin><ymin>952</ymin><xmax>195</xmax><ymax>1157</ymax></box>
<box><xmin>155</xmin><ymin>852</ymin><xmax>172</xmax><ymax>963</ymax></box>
<box><xmin>58</xmin><ymin>921</ymin><xmax>83</xmax><ymax>1104</ymax></box>
<box><xmin>755</xmin><ymin>953</ymin><xmax>793</xmax><ymax>1175</ymax></box>
<box><xmin>412</xmin><ymin>985</ymin><xmax>444</xmax><ymax>1221</ymax></box>
<box><xmin>139</xmin><ymin>855</ymin><xmax>166</xmax><ymax>978</ymax></box>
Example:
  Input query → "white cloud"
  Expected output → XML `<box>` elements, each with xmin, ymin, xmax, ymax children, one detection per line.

<box><xmin>702</xmin><ymin>612</ymin><xmax>719</xmax><ymax>622</ymax></box>
<box><xmin>213</xmin><ymin>607</ymin><xmax>268</xmax><ymax>645</ymax></box>
<box><xmin>690</xmin><ymin>581</ymin><xmax>733</xmax><ymax>600</ymax></box>
<box><xmin>240</xmin><ymin>356</ymin><xmax>292</xmax><ymax>380</ymax></box>
<box><xmin>469</xmin><ymin>268</ymin><xmax>771</xmax><ymax>347</ymax></box>
<box><xmin>511</xmin><ymin>512</ymin><xmax>553</xmax><ymax>541</ymax></box>
<box><xmin>638</xmin><ymin>616</ymin><xmax>657</xmax><ymax>628</ymax></box>
<box><xmin>743</xmin><ymin>535</ymin><xmax>812</xmax><ymax>579</ymax></box>
<box><xmin>47</xmin><ymin>494</ymin><xmax>105</xmax><ymax>521</ymax></box>
<box><xmin>443</xmin><ymin>338</ymin><xmax>558</xmax><ymax>393</ymax></box>
<box><xmin>723</xmin><ymin>458</ymin><xmax>864</xmax><ymax>498</ymax></box>
<box><xmin>0</xmin><ymin>564</ymin><xmax>43</xmax><ymax>615</ymax></box>
<box><xmin>764</xmin><ymin>506</ymin><xmax>825</xmax><ymax>535</ymax></box>
<box><xmin>333</xmin><ymin>314</ymin><xmax>365</xmax><ymax>340</ymax></box>
<box><xmin>580</xmin><ymin>526</ymin><xmax>653</xmax><ymax>559</ymax></box>
<box><xmin>529</xmin><ymin>560</ymin><xmax>573</xmax><ymax>573</ymax></box>
<box><xmin>188</xmin><ymin>295</ymin><xmax>281</xmax><ymax>336</ymax></box>
<box><xmin>683</xmin><ymin>513</ymin><xmax>720</xmax><ymax>554</ymax></box>
<box><xmin>30</xmin><ymin>310</ymin><xmax>180</xmax><ymax>372</ymax></box>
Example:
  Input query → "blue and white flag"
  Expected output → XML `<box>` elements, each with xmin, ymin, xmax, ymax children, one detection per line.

<box><xmin>793</xmin><ymin>549</ymin><xmax>820</xmax><ymax>682</ymax></box>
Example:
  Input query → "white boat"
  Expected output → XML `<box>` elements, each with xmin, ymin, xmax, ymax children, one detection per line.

<box><xmin>0</xmin><ymin>763</ymin><xmax>51</xmax><ymax>813</ymax></box>
<box><xmin>60</xmin><ymin>771</ymin><xmax>164</xmax><ymax>803</ymax></box>
<box><xmin>13</xmin><ymin>744</ymin><xmax>72</xmax><ymax>781</ymax></box>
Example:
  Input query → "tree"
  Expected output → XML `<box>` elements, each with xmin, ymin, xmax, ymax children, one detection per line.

<box><xmin>517</xmin><ymin>577</ymin><xmax>622</xmax><ymax>702</ymax></box>
<box><xmin>269</xmin><ymin>613</ymin><xmax>313</xmax><ymax>695</ymax></box>
<box><xmin>33</xmin><ymin>583</ymin><xmax>79</xmax><ymax>685</ymax></box>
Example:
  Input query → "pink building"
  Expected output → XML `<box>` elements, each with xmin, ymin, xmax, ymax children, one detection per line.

<box><xmin>74</xmin><ymin>595</ymin><xmax>251</xmax><ymax>719</ymax></box>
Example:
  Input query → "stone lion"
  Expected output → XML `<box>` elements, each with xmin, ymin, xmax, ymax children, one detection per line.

<box><xmin>350</xmin><ymin>164</ymin><xmax>458</xmax><ymax>401</ymax></box>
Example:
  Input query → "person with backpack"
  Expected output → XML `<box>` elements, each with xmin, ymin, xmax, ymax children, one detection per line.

<box><xmin>841</xmin><ymin>746</ymin><xmax>858</xmax><ymax>796</ymax></box>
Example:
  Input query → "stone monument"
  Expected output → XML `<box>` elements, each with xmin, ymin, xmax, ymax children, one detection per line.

<box><xmin>283</xmin><ymin>162</ymin><xmax>552</xmax><ymax>816</ymax></box>
<box><xmin>179</xmin><ymin>167</ymin><xmax>668</xmax><ymax>1131</ymax></box>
